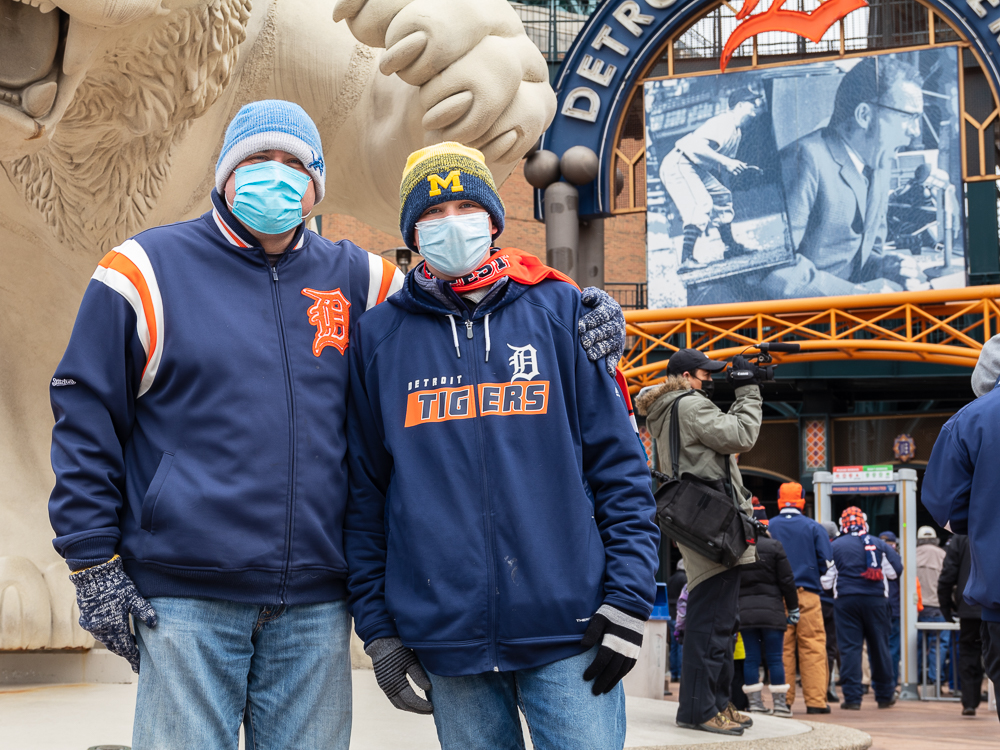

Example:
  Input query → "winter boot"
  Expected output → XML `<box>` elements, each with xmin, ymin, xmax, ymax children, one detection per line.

<box><xmin>770</xmin><ymin>684</ymin><xmax>793</xmax><ymax>718</ymax></box>
<box><xmin>742</xmin><ymin>682</ymin><xmax>769</xmax><ymax>714</ymax></box>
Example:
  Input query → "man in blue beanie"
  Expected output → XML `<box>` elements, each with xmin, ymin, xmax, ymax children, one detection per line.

<box><xmin>48</xmin><ymin>103</ymin><xmax>628</xmax><ymax>749</ymax></box>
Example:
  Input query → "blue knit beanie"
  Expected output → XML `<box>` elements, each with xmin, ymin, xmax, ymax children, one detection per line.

<box><xmin>215</xmin><ymin>100</ymin><xmax>325</xmax><ymax>203</ymax></box>
<box><xmin>399</xmin><ymin>142</ymin><xmax>505</xmax><ymax>251</ymax></box>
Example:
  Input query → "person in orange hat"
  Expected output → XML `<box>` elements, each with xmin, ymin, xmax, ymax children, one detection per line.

<box><xmin>767</xmin><ymin>482</ymin><xmax>836</xmax><ymax>714</ymax></box>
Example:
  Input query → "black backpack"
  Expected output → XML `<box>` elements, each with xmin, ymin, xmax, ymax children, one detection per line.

<box><xmin>652</xmin><ymin>391</ymin><xmax>757</xmax><ymax>568</ymax></box>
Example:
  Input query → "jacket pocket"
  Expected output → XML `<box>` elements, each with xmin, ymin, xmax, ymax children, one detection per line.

<box><xmin>140</xmin><ymin>452</ymin><xmax>174</xmax><ymax>532</ymax></box>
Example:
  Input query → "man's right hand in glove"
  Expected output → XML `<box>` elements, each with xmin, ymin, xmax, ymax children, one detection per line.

<box><xmin>727</xmin><ymin>355</ymin><xmax>759</xmax><ymax>386</ymax></box>
<box><xmin>69</xmin><ymin>555</ymin><xmax>157</xmax><ymax>673</ymax></box>
<box><xmin>366</xmin><ymin>637</ymin><xmax>433</xmax><ymax>714</ymax></box>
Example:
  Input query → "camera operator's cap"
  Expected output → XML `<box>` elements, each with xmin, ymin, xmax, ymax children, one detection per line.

<box><xmin>777</xmin><ymin>482</ymin><xmax>805</xmax><ymax>509</ymax></box>
<box><xmin>667</xmin><ymin>348</ymin><xmax>727</xmax><ymax>376</ymax></box>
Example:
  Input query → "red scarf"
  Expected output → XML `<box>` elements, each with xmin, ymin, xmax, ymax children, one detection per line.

<box><xmin>424</xmin><ymin>247</ymin><xmax>579</xmax><ymax>291</ymax></box>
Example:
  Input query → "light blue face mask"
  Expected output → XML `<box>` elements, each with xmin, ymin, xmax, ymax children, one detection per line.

<box><xmin>416</xmin><ymin>212</ymin><xmax>493</xmax><ymax>277</ymax></box>
<box><xmin>230</xmin><ymin>161</ymin><xmax>311</xmax><ymax>235</ymax></box>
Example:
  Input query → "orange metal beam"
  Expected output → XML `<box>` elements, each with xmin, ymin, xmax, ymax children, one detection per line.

<box><xmin>620</xmin><ymin>287</ymin><xmax>1000</xmax><ymax>391</ymax></box>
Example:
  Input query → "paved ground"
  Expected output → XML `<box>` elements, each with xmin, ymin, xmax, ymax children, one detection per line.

<box><xmin>0</xmin><ymin>671</ymin><xmax>859</xmax><ymax>750</ymax></box>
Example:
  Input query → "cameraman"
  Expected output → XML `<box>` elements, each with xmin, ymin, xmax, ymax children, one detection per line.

<box><xmin>636</xmin><ymin>349</ymin><xmax>762</xmax><ymax>736</ymax></box>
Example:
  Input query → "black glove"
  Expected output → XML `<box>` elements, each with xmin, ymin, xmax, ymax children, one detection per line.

<box><xmin>940</xmin><ymin>605</ymin><xmax>955</xmax><ymax>623</ymax></box>
<box><xmin>581</xmin><ymin>604</ymin><xmax>645</xmax><ymax>695</ymax></box>
<box><xmin>726</xmin><ymin>355</ymin><xmax>758</xmax><ymax>386</ymax></box>
<box><xmin>69</xmin><ymin>555</ymin><xmax>157</xmax><ymax>673</ymax></box>
<box><xmin>366</xmin><ymin>637</ymin><xmax>433</xmax><ymax>714</ymax></box>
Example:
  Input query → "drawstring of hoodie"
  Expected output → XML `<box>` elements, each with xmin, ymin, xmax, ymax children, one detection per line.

<box><xmin>446</xmin><ymin>314</ymin><xmax>492</xmax><ymax>362</ymax></box>
<box><xmin>447</xmin><ymin>315</ymin><xmax>461</xmax><ymax>359</ymax></box>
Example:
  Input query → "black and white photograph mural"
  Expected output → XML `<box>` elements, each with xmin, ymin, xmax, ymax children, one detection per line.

<box><xmin>645</xmin><ymin>46</ymin><xmax>964</xmax><ymax>308</ymax></box>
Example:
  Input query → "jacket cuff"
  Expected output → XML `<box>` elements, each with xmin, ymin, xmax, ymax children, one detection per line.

<box><xmin>358</xmin><ymin>617</ymin><xmax>400</xmax><ymax>649</ymax></box>
<box><xmin>62</xmin><ymin>535</ymin><xmax>118</xmax><ymax>571</ymax></box>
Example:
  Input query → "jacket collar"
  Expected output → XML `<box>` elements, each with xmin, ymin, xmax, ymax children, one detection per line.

<box><xmin>208</xmin><ymin>189</ymin><xmax>306</xmax><ymax>252</ymax></box>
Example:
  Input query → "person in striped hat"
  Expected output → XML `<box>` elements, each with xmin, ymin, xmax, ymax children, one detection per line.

<box><xmin>344</xmin><ymin>142</ymin><xmax>656</xmax><ymax>749</ymax></box>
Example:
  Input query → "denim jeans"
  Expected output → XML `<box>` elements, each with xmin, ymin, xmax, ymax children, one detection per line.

<box><xmin>425</xmin><ymin>647</ymin><xmax>626</xmax><ymax>750</ymax></box>
<box><xmin>741</xmin><ymin>628</ymin><xmax>786</xmax><ymax>685</ymax></box>
<box><xmin>133</xmin><ymin>597</ymin><xmax>352</xmax><ymax>750</ymax></box>
<box><xmin>918</xmin><ymin>606</ymin><xmax>951</xmax><ymax>686</ymax></box>
<box><xmin>669</xmin><ymin>618</ymin><xmax>683</xmax><ymax>680</ymax></box>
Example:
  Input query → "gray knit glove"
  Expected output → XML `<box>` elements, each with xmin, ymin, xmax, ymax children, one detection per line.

<box><xmin>69</xmin><ymin>556</ymin><xmax>157</xmax><ymax>673</ymax></box>
<box><xmin>579</xmin><ymin>287</ymin><xmax>626</xmax><ymax>375</ymax></box>
<box><xmin>366</xmin><ymin>637</ymin><xmax>433</xmax><ymax>714</ymax></box>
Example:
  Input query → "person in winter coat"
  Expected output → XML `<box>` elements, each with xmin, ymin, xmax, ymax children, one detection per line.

<box><xmin>47</xmin><ymin>105</ymin><xmax>627</xmax><ymax>750</ymax></box>
<box><xmin>916</xmin><ymin>526</ymin><xmax>951</xmax><ymax>687</ymax></box>
<box><xmin>767</xmin><ymin>482</ymin><xmax>835</xmax><ymax>714</ymax></box>
<box><xmin>822</xmin><ymin>521</ymin><xmax>841</xmax><ymax>702</ymax></box>
<box><xmin>344</xmin><ymin>143</ymin><xmax>659</xmax><ymax>750</ymax></box>
<box><xmin>828</xmin><ymin>507</ymin><xmax>903</xmax><ymax>710</ymax></box>
<box><xmin>636</xmin><ymin>347</ymin><xmax>762</xmax><ymax>737</ymax></box>
<box><xmin>939</xmin><ymin>534</ymin><xmax>984</xmax><ymax>715</ymax></box>
<box><xmin>878</xmin><ymin>531</ymin><xmax>903</xmax><ymax>690</ymax></box>
<box><xmin>739</xmin><ymin>522</ymin><xmax>800</xmax><ymax>717</ymax></box>
<box><xmin>668</xmin><ymin>559</ymin><xmax>688</xmax><ymax>682</ymax></box>
<box><xmin>924</xmin><ymin>334</ymin><xmax>1000</xmax><ymax>722</ymax></box>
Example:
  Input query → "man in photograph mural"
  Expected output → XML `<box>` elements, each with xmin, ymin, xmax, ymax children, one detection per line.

<box><xmin>659</xmin><ymin>87</ymin><xmax>765</xmax><ymax>272</ymax></box>
<box><xmin>763</xmin><ymin>57</ymin><xmax>925</xmax><ymax>297</ymax></box>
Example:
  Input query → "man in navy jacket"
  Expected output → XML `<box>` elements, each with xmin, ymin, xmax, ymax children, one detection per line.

<box><xmin>767</xmin><ymin>482</ymin><xmax>835</xmax><ymax>713</ymax></box>
<box><xmin>924</xmin><ymin>335</ymin><xmax>1000</xmax><ymax>721</ymax></box>
<box><xmin>828</xmin><ymin>507</ymin><xmax>903</xmax><ymax>710</ymax></box>
<box><xmin>48</xmin><ymin>104</ymin><xmax>626</xmax><ymax>749</ymax></box>
<box><xmin>345</xmin><ymin>143</ymin><xmax>659</xmax><ymax>750</ymax></box>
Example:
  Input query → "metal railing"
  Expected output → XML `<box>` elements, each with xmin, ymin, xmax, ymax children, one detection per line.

<box><xmin>607</xmin><ymin>282</ymin><xmax>647</xmax><ymax>311</ymax></box>
<box><xmin>917</xmin><ymin>621</ymin><xmax>961</xmax><ymax>701</ymax></box>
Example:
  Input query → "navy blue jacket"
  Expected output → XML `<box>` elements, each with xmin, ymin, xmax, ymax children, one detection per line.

<box><xmin>830</xmin><ymin>533</ymin><xmax>902</xmax><ymax>599</ymax></box>
<box><xmin>49</xmin><ymin>191</ymin><xmax>402</xmax><ymax>605</ymax></box>
<box><xmin>767</xmin><ymin>509</ymin><xmax>834</xmax><ymax>594</ymax></box>
<box><xmin>923</xmin><ymin>384</ymin><xmax>1000</xmax><ymax>621</ymax></box>
<box><xmin>344</xmin><ymin>269</ymin><xmax>659</xmax><ymax>677</ymax></box>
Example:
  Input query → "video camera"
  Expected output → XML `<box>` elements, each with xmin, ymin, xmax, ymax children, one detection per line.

<box><xmin>730</xmin><ymin>342</ymin><xmax>801</xmax><ymax>382</ymax></box>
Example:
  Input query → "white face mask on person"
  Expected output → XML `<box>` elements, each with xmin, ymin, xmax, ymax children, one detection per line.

<box><xmin>416</xmin><ymin>212</ymin><xmax>492</xmax><ymax>278</ymax></box>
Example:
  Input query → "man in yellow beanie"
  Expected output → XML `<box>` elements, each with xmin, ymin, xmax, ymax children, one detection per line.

<box><xmin>768</xmin><ymin>482</ymin><xmax>837</xmax><ymax>714</ymax></box>
<box><xmin>344</xmin><ymin>142</ymin><xmax>658</xmax><ymax>748</ymax></box>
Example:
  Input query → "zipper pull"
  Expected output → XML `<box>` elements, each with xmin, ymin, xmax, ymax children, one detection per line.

<box><xmin>271</xmin><ymin>264</ymin><xmax>279</xmax><ymax>282</ymax></box>
<box><xmin>465</xmin><ymin>320</ymin><xmax>473</xmax><ymax>339</ymax></box>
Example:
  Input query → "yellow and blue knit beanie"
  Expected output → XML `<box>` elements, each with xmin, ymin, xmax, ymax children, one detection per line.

<box><xmin>216</xmin><ymin>100</ymin><xmax>325</xmax><ymax>203</ymax></box>
<box><xmin>399</xmin><ymin>142</ymin><xmax>505</xmax><ymax>251</ymax></box>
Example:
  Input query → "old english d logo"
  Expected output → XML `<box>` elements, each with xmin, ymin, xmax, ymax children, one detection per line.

<box><xmin>301</xmin><ymin>288</ymin><xmax>350</xmax><ymax>356</ymax></box>
<box><xmin>721</xmin><ymin>0</ymin><xmax>868</xmax><ymax>72</ymax></box>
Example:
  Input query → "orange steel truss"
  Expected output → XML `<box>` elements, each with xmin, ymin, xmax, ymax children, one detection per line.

<box><xmin>621</xmin><ymin>286</ymin><xmax>1000</xmax><ymax>392</ymax></box>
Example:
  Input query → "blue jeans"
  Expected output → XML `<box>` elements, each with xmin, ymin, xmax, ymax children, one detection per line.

<box><xmin>669</xmin><ymin>618</ymin><xmax>683</xmax><ymax>680</ymax></box>
<box><xmin>888</xmin><ymin>611</ymin><xmax>901</xmax><ymax>686</ymax></box>
<box><xmin>741</xmin><ymin>628</ymin><xmax>786</xmax><ymax>685</ymax></box>
<box><xmin>133</xmin><ymin>597</ymin><xmax>352</xmax><ymax>750</ymax></box>
<box><xmin>426</xmin><ymin>647</ymin><xmax>626</xmax><ymax>750</ymax></box>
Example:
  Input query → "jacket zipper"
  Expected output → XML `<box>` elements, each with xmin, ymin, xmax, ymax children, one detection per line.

<box><xmin>464</xmin><ymin>313</ymin><xmax>500</xmax><ymax>671</ymax></box>
<box><xmin>265</xmin><ymin>255</ymin><xmax>297</xmax><ymax>604</ymax></box>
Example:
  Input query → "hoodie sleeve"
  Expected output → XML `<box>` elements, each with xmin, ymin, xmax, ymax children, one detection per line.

<box><xmin>922</xmin><ymin>417</ymin><xmax>973</xmax><ymax>534</ymax></box>
<box><xmin>815</xmin><ymin>524</ymin><xmax>834</xmax><ymax>578</ymax></box>
<box><xmin>343</xmin><ymin>325</ymin><xmax>400</xmax><ymax>646</ymax></box>
<box><xmin>48</xmin><ymin>280</ymin><xmax>146</xmax><ymax>570</ymax></box>
<box><xmin>774</xmin><ymin>542</ymin><xmax>800</xmax><ymax>612</ymax></box>
<box><xmin>574</xmin><ymin>308</ymin><xmax>660</xmax><ymax>619</ymax></box>
<box><xmin>883</xmin><ymin>541</ymin><xmax>903</xmax><ymax>579</ymax></box>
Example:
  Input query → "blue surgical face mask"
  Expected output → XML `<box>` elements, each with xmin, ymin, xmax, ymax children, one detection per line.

<box><xmin>230</xmin><ymin>161</ymin><xmax>311</xmax><ymax>235</ymax></box>
<box><xmin>416</xmin><ymin>212</ymin><xmax>493</xmax><ymax>277</ymax></box>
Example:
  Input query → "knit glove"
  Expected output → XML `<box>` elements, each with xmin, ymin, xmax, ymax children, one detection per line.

<box><xmin>69</xmin><ymin>555</ymin><xmax>157</xmax><ymax>673</ymax></box>
<box><xmin>786</xmin><ymin>607</ymin><xmax>801</xmax><ymax>625</ymax></box>
<box><xmin>579</xmin><ymin>287</ymin><xmax>625</xmax><ymax>375</ymax></box>
<box><xmin>581</xmin><ymin>604</ymin><xmax>645</xmax><ymax>695</ymax></box>
<box><xmin>366</xmin><ymin>637</ymin><xmax>433</xmax><ymax>714</ymax></box>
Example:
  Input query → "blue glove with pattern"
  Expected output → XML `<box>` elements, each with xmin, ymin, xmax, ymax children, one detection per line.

<box><xmin>579</xmin><ymin>287</ymin><xmax>626</xmax><ymax>375</ymax></box>
<box><xmin>70</xmin><ymin>555</ymin><xmax>157</xmax><ymax>673</ymax></box>
<box><xmin>786</xmin><ymin>607</ymin><xmax>801</xmax><ymax>625</ymax></box>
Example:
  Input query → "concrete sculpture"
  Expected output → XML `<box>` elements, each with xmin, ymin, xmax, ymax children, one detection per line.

<box><xmin>0</xmin><ymin>0</ymin><xmax>555</xmax><ymax>649</ymax></box>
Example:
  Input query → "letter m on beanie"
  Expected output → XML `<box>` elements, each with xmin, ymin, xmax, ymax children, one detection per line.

<box><xmin>428</xmin><ymin>170</ymin><xmax>465</xmax><ymax>197</ymax></box>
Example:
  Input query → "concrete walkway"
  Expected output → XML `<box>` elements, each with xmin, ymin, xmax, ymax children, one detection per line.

<box><xmin>0</xmin><ymin>671</ymin><xmax>870</xmax><ymax>750</ymax></box>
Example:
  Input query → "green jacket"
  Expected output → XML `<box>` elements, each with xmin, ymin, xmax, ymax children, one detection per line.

<box><xmin>636</xmin><ymin>375</ymin><xmax>762</xmax><ymax>590</ymax></box>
